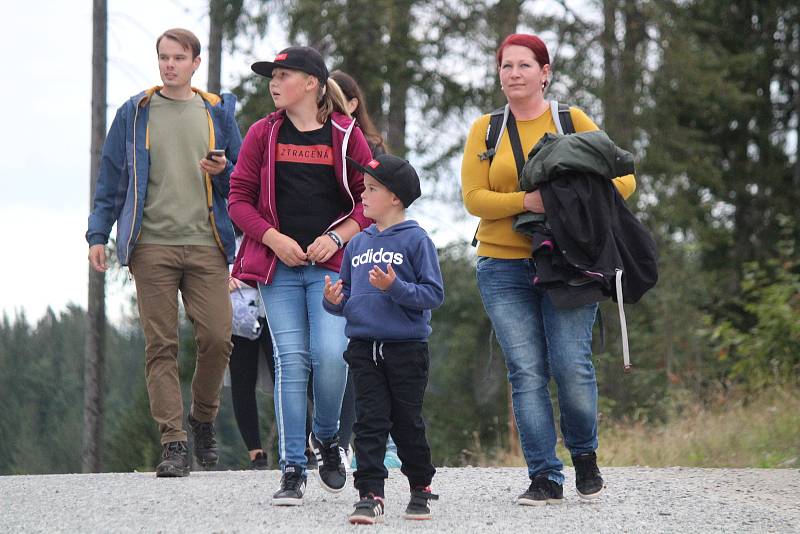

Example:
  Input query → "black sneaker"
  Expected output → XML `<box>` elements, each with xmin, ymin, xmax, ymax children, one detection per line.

<box><xmin>156</xmin><ymin>441</ymin><xmax>190</xmax><ymax>478</ymax></box>
<box><xmin>404</xmin><ymin>486</ymin><xmax>439</xmax><ymax>520</ymax></box>
<box><xmin>308</xmin><ymin>433</ymin><xmax>346</xmax><ymax>493</ymax></box>
<box><xmin>348</xmin><ymin>494</ymin><xmax>385</xmax><ymax>525</ymax></box>
<box><xmin>272</xmin><ymin>464</ymin><xmax>306</xmax><ymax>506</ymax></box>
<box><xmin>573</xmin><ymin>451</ymin><xmax>604</xmax><ymax>499</ymax></box>
<box><xmin>517</xmin><ymin>475</ymin><xmax>564</xmax><ymax>506</ymax></box>
<box><xmin>305</xmin><ymin>446</ymin><xmax>318</xmax><ymax>470</ymax></box>
<box><xmin>188</xmin><ymin>414</ymin><xmax>218</xmax><ymax>468</ymax></box>
<box><xmin>251</xmin><ymin>451</ymin><xmax>269</xmax><ymax>470</ymax></box>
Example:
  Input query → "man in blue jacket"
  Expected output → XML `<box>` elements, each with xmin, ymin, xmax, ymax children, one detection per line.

<box><xmin>86</xmin><ymin>28</ymin><xmax>242</xmax><ymax>477</ymax></box>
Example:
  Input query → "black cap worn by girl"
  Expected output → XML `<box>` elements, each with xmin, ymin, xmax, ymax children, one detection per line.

<box><xmin>251</xmin><ymin>46</ymin><xmax>329</xmax><ymax>84</ymax></box>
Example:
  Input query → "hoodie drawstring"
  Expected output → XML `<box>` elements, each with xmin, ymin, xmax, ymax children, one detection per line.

<box><xmin>371</xmin><ymin>341</ymin><xmax>385</xmax><ymax>366</ymax></box>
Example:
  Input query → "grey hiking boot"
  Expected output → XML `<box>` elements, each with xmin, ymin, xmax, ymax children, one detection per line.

<box><xmin>156</xmin><ymin>441</ymin><xmax>190</xmax><ymax>478</ymax></box>
<box><xmin>188</xmin><ymin>414</ymin><xmax>219</xmax><ymax>468</ymax></box>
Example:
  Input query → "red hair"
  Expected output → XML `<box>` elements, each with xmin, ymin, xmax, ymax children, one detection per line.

<box><xmin>496</xmin><ymin>34</ymin><xmax>550</xmax><ymax>68</ymax></box>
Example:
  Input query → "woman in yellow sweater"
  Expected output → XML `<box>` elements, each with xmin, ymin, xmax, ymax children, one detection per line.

<box><xmin>461</xmin><ymin>33</ymin><xmax>636</xmax><ymax>506</ymax></box>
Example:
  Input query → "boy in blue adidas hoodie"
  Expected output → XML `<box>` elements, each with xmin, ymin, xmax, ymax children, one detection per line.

<box><xmin>323</xmin><ymin>154</ymin><xmax>444</xmax><ymax>525</ymax></box>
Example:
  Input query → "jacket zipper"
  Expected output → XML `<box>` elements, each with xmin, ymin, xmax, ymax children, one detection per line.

<box><xmin>125</xmin><ymin>99</ymin><xmax>143</xmax><ymax>262</ymax></box>
<box><xmin>204</xmin><ymin>108</ymin><xmax>226</xmax><ymax>256</ymax></box>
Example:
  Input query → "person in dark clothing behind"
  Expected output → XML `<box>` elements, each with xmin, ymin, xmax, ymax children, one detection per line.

<box><xmin>324</xmin><ymin>154</ymin><xmax>444</xmax><ymax>525</ymax></box>
<box><xmin>328</xmin><ymin>70</ymin><xmax>400</xmax><ymax>469</ymax></box>
<box><xmin>330</xmin><ymin>70</ymin><xmax>386</xmax><ymax>157</ymax></box>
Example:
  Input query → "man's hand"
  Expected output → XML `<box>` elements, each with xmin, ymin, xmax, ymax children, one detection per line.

<box><xmin>88</xmin><ymin>244</ymin><xmax>108</xmax><ymax>272</ymax></box>
<box><xmin>369</xmin><ymin>264</ymin><xmax>396</xmax><ymax>291</ymax></box>
<box><xmin>306</xmin><ymin>234</ymin><xmax>339</xmax><ymax>264</ymax></box>
<box><xmin>324</xmin><ymin>275</ymin><xmax>344</xmax><ymax>305</ymax></box>
<box><xmin>262</xmin><ymin>229</ymin><xmax>308</xmax><ymax>266</ymax></box>
<box><xmin>199</xmin><ymin>154</ymin><xmax>227</xmax><ymax>176</ymax></box>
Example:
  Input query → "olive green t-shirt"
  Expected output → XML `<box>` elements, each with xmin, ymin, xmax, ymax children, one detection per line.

<box><xmin>138</xmin><ymin>92</ymin><xmax>217</xmax><ymax>246</ymax></box>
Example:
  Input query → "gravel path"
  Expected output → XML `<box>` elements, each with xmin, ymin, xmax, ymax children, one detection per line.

<box><xmin>1</xmin><ymin>467</ymin><xmax>798</xmax><ymax>533</ymax></box>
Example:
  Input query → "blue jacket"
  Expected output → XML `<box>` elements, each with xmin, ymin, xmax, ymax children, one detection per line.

<box><xmin>323</xmin><ymin>220</ymin><xmax>444</xmax><ymax>341</ymax></box>
<box><xmin>86</xmin><ymin>86</ymin><xmax>242</xmax><ymax>265</ymax></box>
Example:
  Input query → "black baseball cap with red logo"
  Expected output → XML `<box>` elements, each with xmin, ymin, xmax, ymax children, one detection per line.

<box><xmin>346</xmin><ymin>154</ymin><xmax>422</xmax><ymax>208</ymax></box>
<box><xmin>251</xmin><ymin>46</ymin><xmax>329</xmax><ymax>84</ymax></box>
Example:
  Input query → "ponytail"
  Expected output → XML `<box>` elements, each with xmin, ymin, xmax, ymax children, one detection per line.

<box><xmin>317</xmin><ymin>77</ymin><xmax>351</xmax><ymax>123</ymax></box>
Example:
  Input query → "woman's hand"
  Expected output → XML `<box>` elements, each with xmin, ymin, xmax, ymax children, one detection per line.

<box><xmin>324</xmin><ymin>275</ymin><xmax>344</xmax><ymax>305</ymax></box>
<box><xmin>523</xmin><ymin>190</ymin><xmax>545</xmax><ymax>213</ymax></box>
<box><xmin>262</xmin><ymin>229</ymin><xmax>308</xmax><ymax>266</ymax></box>
<box><xmin>306</xmin><ymin>234</ymin><xmax>339</xmax><ymax>264</ymax></box>
<box><xmin>228</xmin><ymin>276</ymin><xmax>243</xmax><ymax>292</ymax></box>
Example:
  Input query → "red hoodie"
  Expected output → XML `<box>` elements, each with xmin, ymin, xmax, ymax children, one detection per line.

<box><xmin>229</xmin><ymin>110</ymin><xmax>373</xmax><ymax>285</ymax></box>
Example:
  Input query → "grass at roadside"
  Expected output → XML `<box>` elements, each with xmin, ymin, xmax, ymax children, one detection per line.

<box><xmin>599</xmin><ymin>387</ymin><xmax>799</xmax><ymax>468</ymax></box>
<box><xmin>487</xmin><ymin>387</ymin><xmax>799</xmax><ymax>469</ymax></box>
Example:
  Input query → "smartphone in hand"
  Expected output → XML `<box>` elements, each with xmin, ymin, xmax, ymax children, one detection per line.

<box><xmin>206</xmin><ymin>149</ymin><xmax>226</xmax><ymax>161</ymax></box>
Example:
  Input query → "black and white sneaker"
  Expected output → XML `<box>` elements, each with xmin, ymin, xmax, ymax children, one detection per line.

<box><xmin>517</xmin><ymin>475</ymin><xmax>564</xmax><ymax>506</ymax></box>
<box><xmin>308</xmin><ymin>433</ymin><xmax>346</xmax><ymax>493</ymax></box>
<box><xmin>272</xmin><ymin>464</ymin><xmax>306</xmax><ymax>506</ymax></box>
<box><xmin>573</xmin><ymin>451</ymin><xmax>604</xmax><ymax>499</ymax></box>
<box><xmin>404</xmin><ymin>486</ymin><xmax>439</xmax><ymax>520</ymax></box>
<box><xmin>348</xmin><ymin>494</ymin><xmax>385</xmax><ymax>525</ymax></box>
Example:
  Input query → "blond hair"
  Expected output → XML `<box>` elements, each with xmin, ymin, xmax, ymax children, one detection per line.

<box><xmin>316</xmin><ymin>77</ymin><xmax>351</xmax><ymax>123</ymax></box>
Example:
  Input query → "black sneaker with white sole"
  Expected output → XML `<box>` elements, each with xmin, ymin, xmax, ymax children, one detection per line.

<box><xmin>573</xmin><ymin>451</ymin><xmax>604</xmax><ymax>499</ymax></box>
<box><xmin>349</xmin><ymin>494</ymin><xmax>385</xmax><ymax>525</ymax></box>
<box><xmin>404</xmin><ymin>486</ymin><xmax>439</xmax><ymax>520</ymax></box>
<box><xmin>517</xmin><ymin>475</ymin><xmax>564</xmax><ymax>506</ymax></box>
<box><xmin>308</xmin><ymin>433</ymin><xmax>346</xmax><ymax>492</ymax></box>
<box><xmin>156</xmin><ymin>441</ymin><xmax>190</xmax><ymax>477</ymax></box>
<box><xmin>272</xmin><ymin>464</ymin><xmax>306</xmax><ymax>506</ymax></box>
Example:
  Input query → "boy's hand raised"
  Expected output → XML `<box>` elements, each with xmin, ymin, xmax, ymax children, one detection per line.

<box><xmin>369</xmin><ymin>264</ymin><xmax>396</xmax><ymax>291</ymax></box>
<box><xmin>324</xmin><ymin>275</ymin><xmax>344</xmax><ymax>305</ymax></box>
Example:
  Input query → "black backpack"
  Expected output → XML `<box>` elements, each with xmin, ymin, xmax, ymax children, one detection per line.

<box><xmin>472</xmin><ymin>101</ymin><xmax>575</xmax><ymax>247</ymax></box>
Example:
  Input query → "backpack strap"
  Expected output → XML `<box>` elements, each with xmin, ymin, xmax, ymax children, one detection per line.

<box><xmin>550</xmin><ymin>101</ymin><xmax>576</xmax><ymax>135</ymax></box>
<box><xmin>479</xmin><ymin>106</ymin><xmax>509</xmax><ymax>163</ymax></box>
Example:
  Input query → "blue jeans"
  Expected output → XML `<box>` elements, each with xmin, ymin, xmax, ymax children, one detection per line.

<box><xmin>476</xmin><ymin>257</ymin><xmax>598</xmax><ymax>485</ymax></box>
<box><xmin>259</xmin><ymin>262</ymin><xmax>349</xmax><ymax>473</ymax></box>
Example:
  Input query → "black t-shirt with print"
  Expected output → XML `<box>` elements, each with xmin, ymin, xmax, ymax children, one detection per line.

<box><xmin>275</xmin><ymin>117</ymin><xmax>347</xmax><ymax>251</ymax></box>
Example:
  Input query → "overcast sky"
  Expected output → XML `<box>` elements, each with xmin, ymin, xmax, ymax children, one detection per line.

<box><xmin>0</xmin><ymin>0</ymin><xmax>476</xmax><ymax>325</ymax></box>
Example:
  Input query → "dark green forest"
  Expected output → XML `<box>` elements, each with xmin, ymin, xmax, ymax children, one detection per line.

<box><xmin>1</xmin><ymin>0</ymin><xmax>798</xmax><ymax>475</ymax></box>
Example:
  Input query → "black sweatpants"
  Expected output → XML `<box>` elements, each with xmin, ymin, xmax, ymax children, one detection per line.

<box><xmin>345</xmin><ymin>339</ymin><xmax>435</xmax><ymax>498</ymax></box>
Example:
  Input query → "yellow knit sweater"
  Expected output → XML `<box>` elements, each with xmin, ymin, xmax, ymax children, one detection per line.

<box><xmin>461</xmin><ymin>106</ymin><xmax>636</xmax><ymax>259</ymax></box>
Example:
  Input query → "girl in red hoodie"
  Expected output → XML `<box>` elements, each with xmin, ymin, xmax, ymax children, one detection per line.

<box><xmin>228</xmin><ymin>46</ymin><xmax>373</xmax><ymax>505</ymax></box>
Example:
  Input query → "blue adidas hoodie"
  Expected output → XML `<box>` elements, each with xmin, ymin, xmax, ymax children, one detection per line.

<box><xmin>323</xmin><ymin>220</ymin><xmax>444</xmax><ymax>342</ymax></box>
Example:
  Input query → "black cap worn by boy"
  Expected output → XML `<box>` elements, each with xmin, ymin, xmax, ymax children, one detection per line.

<box><xmin>251</xmin><ymin>46</ymin><xmax>329</xmax><ymax>84</ymax></box>
<box><xmin>346</xmin><ymin>154</ymin><xmax>422</xmax><ymax>208</ymax></box>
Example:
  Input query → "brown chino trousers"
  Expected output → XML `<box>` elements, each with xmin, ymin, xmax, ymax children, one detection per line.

<box><xmin>129</xmin><ymin>244</ymin><xmax>233</xmax><ymax>444</ymax></box>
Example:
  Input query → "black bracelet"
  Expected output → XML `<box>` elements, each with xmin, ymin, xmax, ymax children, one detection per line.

<box><xmin>326</xmin><ymin>230</ymin><xmax>343</xmax><ymax>249</ymax></box>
